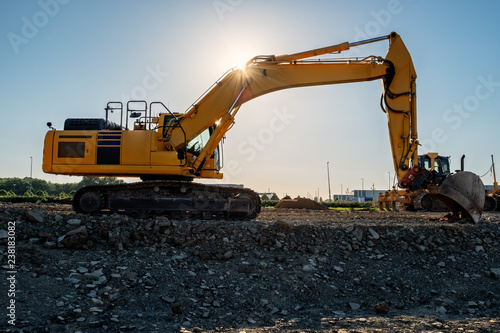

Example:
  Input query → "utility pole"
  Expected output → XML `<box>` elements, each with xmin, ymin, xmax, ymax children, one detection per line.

<box><xmin>327</xmin><ymin>162</ymin><xmax>331</xmax><ymax>201</ymax></box>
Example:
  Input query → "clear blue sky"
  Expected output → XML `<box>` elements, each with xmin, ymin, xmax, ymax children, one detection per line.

<box><xmin>1</xmin><ymin>0</ymin><xmax>499</xmax><ymax>198</ymax></box>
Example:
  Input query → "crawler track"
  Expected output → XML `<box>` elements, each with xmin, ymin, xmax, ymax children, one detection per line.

<box><xmin>73</xmin><ymin>181</ymin><xmax>261</xmax><ymax>219</ymax></box>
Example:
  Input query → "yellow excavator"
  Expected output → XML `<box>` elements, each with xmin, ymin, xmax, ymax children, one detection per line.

<box><xmin>378</xmin><ymin>153</ymin><xmax>454</xmax><ymax>213</ymax></box>
<box><xmin>484</xmin><ymin>155</ymin><xmax>499</xmax><ymax>211</ymax></box>
<box><xmin>42</xmin><ymin>32</ymin><xmax>485</xmax><ymax>221</ymax></box>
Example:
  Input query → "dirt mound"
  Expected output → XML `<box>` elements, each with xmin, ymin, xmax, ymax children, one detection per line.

<box><xmin>275</xmin><ymin>197</ymin><xmax>328</xmax><ymax>210</ymax></box>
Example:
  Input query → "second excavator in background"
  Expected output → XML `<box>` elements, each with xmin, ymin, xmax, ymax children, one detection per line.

<box><xmin>379</xmin><ymin>154</ymin><xmax>499</xmax><ymax>213</ymax></box>
<box><xmin>484</xmin><ymin>155</ymin><xmax>499</xmax><ymax>211</ymax></box>
<box><xmin>379</xmin><ymin>153</ymin><xmax>453</xmax><ymax>213</ymax></box>
<box><xmin>42</xmin><ymin>32</ymin><xmax>485</xmax><ymax>221</ymax></box>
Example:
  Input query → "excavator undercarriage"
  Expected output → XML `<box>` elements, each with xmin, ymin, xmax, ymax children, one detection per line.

<box><xmin>73</xmin><ymin>181</ymin><xmax>261</xmax><ymax>219</ymax></box>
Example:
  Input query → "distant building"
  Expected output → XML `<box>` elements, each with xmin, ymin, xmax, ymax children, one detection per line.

<box><xmin>333</xmin><ymin>194</ymin><xmax>356</xmax><ymax>202</ymax></box>
<box><xmin>334</xmin><ymin>189</ymin><xmax>386</xmax><ymax>202</ymax></box>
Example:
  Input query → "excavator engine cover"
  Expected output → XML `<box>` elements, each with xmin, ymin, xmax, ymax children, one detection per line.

<box><xmin>429</xmin><ymin>171</ymin><xmax>485</xmax><ymax>223</ymax></box>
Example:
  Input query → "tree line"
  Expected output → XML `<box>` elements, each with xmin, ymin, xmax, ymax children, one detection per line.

<box><xmin>0</xmin><ymin>177</ymin><xmax>124</xmax><ymax>197</ymax></box>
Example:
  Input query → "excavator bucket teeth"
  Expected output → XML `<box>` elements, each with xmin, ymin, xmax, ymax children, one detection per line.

<box><xmin>430</xmin><ymin>171</ymin><xmax>485</xmax><ymax>223</ymax></box>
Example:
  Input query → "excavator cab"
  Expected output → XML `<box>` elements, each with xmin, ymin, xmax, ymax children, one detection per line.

<box><xmin>185</xmin><ymin>125</ymin><xmax>221</xmax><ymax>172</ymax></box>
<box><xmin>418</xmin><ymin>153</ymin><xmax>451</xmax><ymax>175</ymax></box>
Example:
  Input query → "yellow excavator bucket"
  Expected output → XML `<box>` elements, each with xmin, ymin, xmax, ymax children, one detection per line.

<box><xmin>429</xmin><ymin>171</ymin><xmax>485</xmax><ymax>222</ymax></box>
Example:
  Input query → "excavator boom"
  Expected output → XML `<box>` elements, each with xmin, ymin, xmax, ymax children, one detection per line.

<box><xmin>166</xmin><ymin>32</ymin><xmax>417</xmax><ymax>185</ymax></box>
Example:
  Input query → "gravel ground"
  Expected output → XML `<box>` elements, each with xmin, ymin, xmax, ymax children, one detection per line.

<box><xmin>0</xmin><ymin>202</ymin><xmax>499</xmax><ymax>332</ymax></box>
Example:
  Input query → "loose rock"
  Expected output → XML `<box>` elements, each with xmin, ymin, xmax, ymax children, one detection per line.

<box><xmin>59</xmin><ymin>226</ymin><xmax>88</xmax><ymax>249</ymax></box>
<box><xmin>1</xmin><ymin>202</ymin><xmax>499</xmax><ymax>333</ymax></box>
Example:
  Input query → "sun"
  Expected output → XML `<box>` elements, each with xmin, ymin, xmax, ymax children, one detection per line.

<box><xmin>230</xmin><ymin>52</ymin><xmax>254</xmax><ymax>71</ymax></box>
<box><xmin>224</xmin><ymin>42</ymin><xmax>258</xmax><ymax>70</ymax></box>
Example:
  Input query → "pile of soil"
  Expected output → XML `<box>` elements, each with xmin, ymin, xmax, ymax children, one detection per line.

<box><xmin>0</xmin><ymin>202</ymin><xmax>499</xmax><ymax>332</ymax></box>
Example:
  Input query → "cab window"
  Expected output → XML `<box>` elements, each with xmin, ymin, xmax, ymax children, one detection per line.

<box><xmin>187</xmin><ymin>128</ymin><xmax>210</xmax><ymax>155</ymax></box>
